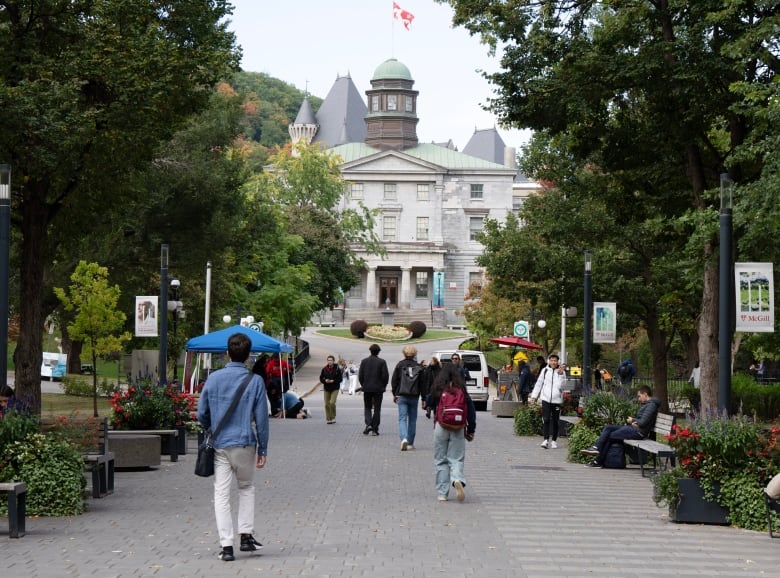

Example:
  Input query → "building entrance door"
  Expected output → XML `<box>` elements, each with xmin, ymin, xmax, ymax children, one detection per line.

<box><xmin>379</xmin><ymin>277</ymin><xmax>398</xmax><ymax>307</ymax></box>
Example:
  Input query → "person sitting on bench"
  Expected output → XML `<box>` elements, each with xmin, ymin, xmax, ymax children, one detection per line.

<box><xmin>582</xmin><ymin>385</ymin><xmax>659</xmax><ymax>467</ymax></box>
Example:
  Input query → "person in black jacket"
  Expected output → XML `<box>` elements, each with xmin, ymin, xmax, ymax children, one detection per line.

<box><xmin>358</xmin><ymin>343</ymin><xmax>389</xmax><ymax>435</ymax></box>
<box><xmin>391</xmin><ymin>345</ymin><xmax>427</xmax><ymax>451</ymax></box>
<box><xmin>581</xmin><ymin>385</ymin><xmax>660</xmax><ymax>467</ymax></box>
<box><xmin>319</xmin><ymin>355</ymin><xmax>342</xmax><ymax>424</ymax></box>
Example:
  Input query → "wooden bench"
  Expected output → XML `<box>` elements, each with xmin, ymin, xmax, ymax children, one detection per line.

<box><xmin>0</xmin><ymin>482</ymin><xmax>26</xmax><ymax>538</ymax></box>
<box><xmin>40</xmin><ymin>416</ymin><xmax>115</xmax><ymax>499</ymax></box>
<box><xmin>108</xmin><ymin>429</ymin><xmax>179</xmax><ymax>462</ymax></box>
<box><xmin>623</xmin><ymin>412</ymin><xmax>676</xmax><ymax>477</ymax></box>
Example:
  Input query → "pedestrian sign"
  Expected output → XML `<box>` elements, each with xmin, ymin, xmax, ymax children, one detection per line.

<box><xmin>514</xmin><ymin>321</ymin><xmax>529</xmax><ymax>338</ymax></box>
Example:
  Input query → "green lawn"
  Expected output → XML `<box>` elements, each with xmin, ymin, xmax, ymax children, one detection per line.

<box><xmin>41</xmin><ymin>393</ymin><xmax>113</xmax><ymax>418</ymax></box>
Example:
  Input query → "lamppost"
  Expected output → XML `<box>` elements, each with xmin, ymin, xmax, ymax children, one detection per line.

<box><xmin>159</xmin><ymin>244</ymin><xmax>169</xmax><ymax>385</ymax></box>
<box><xmin>0</xmin><ymin>165</ymin><xmax>10</xmax><ymax>390</ymax></box>
<box><xmin>719</xmin><ymin>174</ymin><xmax>734</xmax><ymax>413</ymax></box>
<box><xmin>168</xmin><ymin>279</ymin><xmax>184</xmax><ymax>383</ymax></box>
<box><xmin>583</xmin><ymin>250</ymin><xmax>593</xmax><ymax>396</ymax></box>
<box><xmin>222</xmin><ymin>307</ymin><xmax>249</xmax><ymax>326</ymax></box>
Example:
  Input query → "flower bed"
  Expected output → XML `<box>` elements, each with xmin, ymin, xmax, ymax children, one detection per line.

<box><xmin>652</xmin><ymin>414</ymin><xmax>780</xmax><ymax>530</ymax></box>
<box><xmin>364</xmin><ymin>325</ymin><xmax>412</xmax><ymax>341</ymax></box>
<box><xmin>109</xmin><ymin>383</ymin><xmax>197</xmax><ymax>430</ymax></box>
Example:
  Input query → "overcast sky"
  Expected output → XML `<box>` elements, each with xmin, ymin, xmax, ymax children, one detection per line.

<box><xmin>226</xmin><ymin>0</ymin><xmax>532</xmax><ymax>151</ymax></box>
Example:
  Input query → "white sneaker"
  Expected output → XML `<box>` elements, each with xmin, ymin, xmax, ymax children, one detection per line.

<box><xmin>401</xmin><ymin>439</ymin><xmax>408</xmax><ymax>451</ymax></box>
<box><xmin>540</xmin><ymin>439</ymin><xmax>549</xmax><ymax>449</ymax></box>
<box><xmin>437</xmin><ymin>495</ymin><xmax>448</xmax><ymax>502</ymax></box>
<box><xmin>550</xmin><ymin>440</ymin><xmax>558</xmax><ymax>449</ymax></box>
<box><xmin>407</xmin><ymin>445</ymin><xmax>415</xmax><ymax>451</ymax></box>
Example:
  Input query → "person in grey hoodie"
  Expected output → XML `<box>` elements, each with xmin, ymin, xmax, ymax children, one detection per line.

<box><xmin>581</xmin><ymin>385</ymin><xmax>660</xmax><ymax>467</ymax></box>
<box><xmin>529</xmin><ymin>354</ymin><xmax>567</xmax><ymax>449</ymax></box>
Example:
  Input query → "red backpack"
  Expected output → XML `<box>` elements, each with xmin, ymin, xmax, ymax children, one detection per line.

<box><xmin>436</xmin><ymin>386</ymin><xmax>468</xmax><ymax>431</ymax></box>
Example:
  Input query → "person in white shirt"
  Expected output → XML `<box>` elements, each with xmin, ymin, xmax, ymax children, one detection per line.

<box><xmin>688</xmin><ymin>362</ymin><xmax>701</xmax><ymax>389</ymax></box>
<box><xmin>530</xmin><ymin>354</ymin><xmax>567</xmax><ymax>449</ymax></box>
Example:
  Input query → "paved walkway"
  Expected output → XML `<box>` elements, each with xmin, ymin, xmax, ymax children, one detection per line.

<box><xmin>3</xmin><ymin>330</ymin><xmax>778</xmax><ymax>577</ymax></box>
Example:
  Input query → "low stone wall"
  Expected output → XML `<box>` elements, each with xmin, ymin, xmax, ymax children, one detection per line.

<box><xmin>110</xmin><ymin>434</ymin><xmax>161</xmax><ymax>469</ymax></box>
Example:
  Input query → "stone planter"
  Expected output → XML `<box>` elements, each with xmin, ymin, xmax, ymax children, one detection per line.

<box><xmin>671</xmin><ymin>478</ymin><xmax>729</xmax><ymax>525</ymax></box>
<box><xmin>175</xmin><ymin>426</ymin><xmax>187</xmax><ymax>455</ymax></box>
<box><xmin>110</xmin><ymin>434</ymin><xmax>161</xmax><ymax>469</ymax></box>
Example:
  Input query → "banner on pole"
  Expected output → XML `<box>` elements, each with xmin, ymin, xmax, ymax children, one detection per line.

<box><xmin>593</xmin><ymin>302</ymin><xmax>617</xmax><ymax>343</ymax></box>
<box><xmin>735</xmin><ymin>262</ymin><xmax>774</xmax><ymax>332</ymax></box>
<box><xmin>135</xmin><ymin>296</ymin><xmax>159</xmax><ymax>337</ymax></box>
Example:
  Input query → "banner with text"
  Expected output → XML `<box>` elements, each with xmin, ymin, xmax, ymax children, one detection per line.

<box><xmin>593</xmin><ymin>302</ymin><xmax>617</xmax><ymax>343</ymax></box>
<box><xmin>135</xmin><ymin>296</ymin><xmax>159</xmax><ymax>337</ymax></box>
<box><xmin>735</xmin><ymin>262</ymin><xmax>775</xmax><ymax>333</ymax></box>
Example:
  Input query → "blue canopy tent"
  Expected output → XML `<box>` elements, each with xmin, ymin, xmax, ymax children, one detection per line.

<box><xmin>185</xmin><ymin>324</ymin><xmax>293</xmax><ymax>354</ymax></box>
<box><xmin>184</xmin><ymin>326</ymin><xmax>294</xmax><ymax>408</ymax></box>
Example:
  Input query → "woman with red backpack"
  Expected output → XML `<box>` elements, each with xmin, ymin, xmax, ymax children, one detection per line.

<box><xmin>426</xmin><ymin>364</ymin><xmax>476</xmax><ymax>502</ymax></box>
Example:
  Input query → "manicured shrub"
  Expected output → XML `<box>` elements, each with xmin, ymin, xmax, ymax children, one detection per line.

<box><xmin>350</xmin><ymin>319</ymin><xmax>368</xmax><ymax>338</ymax></box>
<box><xmin>407</xmin><ymin>320</ymin><xmax>427</xmax><ymax>338</ymax></box>
<box><xmin>580</xmin><ymin>391</ymin><xmax>637</xmax><ymax>430</ymax></box>
<box><xmin>513</xmin><ymin>405</ymin><xmax>542</xmax><ymax>436</ymax></box>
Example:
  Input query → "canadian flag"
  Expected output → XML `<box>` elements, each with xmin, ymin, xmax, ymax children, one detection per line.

<box><xmin>393</xmin><ymin>2</ymin><xmax>415</xmax><ymax>31</ymax></box>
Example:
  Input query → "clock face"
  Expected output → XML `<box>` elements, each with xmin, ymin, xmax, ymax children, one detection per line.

<box><xmin>387</xmin><ymin>95</ymin><xmax>397</xmax><ymax>110</ymax></box>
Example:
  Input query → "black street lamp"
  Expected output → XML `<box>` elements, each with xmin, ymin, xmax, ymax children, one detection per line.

<box><xmin>159</xmin><ymin>244</ymin><xmax>169</xmax><ymax>385</ymax></box>
<box><xmin>0</xmin><ymin>165</ymin><xmax>10</xmax><ymax>390</ymax></box>
<box><xmin>719</xmin><ymin>174</ymin><xmax>734</xmax><ymax>413</ymax></box>
<box><xmin>583</xmin><ymin>250</ymin><xmax>593</xmax><ymax>396</ymax></box>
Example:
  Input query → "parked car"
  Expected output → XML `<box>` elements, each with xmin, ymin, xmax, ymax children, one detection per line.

<box><xmin>432</xmin><ymin>349</ymin><xmax>490</xmax><ymax>411</ymax></box>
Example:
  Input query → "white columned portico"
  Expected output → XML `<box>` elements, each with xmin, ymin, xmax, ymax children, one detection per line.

<box><xmin>400</xmin><ymin>267</ymin><xmax>411</xmax><ymax>309</ymax></box>
<box><xmin>366</xmin><ymin>267</ymin><xmax>377</xmax><ymax>307</ymax></box>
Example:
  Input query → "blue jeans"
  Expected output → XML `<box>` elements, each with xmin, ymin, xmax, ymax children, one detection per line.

<box><xmin>433</xmin><ymin>423</ymin><xmax>466</xmax><ymax>497</ymax></box>
<box><xmin>397</xmin><ymin>395</ymin><xmax>419</xmax><ymax>445</ymax></box>
<box><xmin>594</xmin><ymin>424</ymin><xmax>642</xmax><ymax>464</ymax></box>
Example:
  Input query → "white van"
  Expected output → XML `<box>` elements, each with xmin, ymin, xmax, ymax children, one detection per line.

<box><xmin>432</xmin><ymin>350</ymin><xmax>490</xmax><ymax>411</ymax></box>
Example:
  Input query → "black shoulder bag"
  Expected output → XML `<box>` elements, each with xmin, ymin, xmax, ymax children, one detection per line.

<box><xmin>195</xmin><ymin>372</ymin><xmax>254</xmax><ymax>478</ymax></box>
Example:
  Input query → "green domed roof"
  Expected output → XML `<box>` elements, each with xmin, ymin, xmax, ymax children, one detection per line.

<box><xmin>372</xmin><ymin>58</ymin><xmax>412</xmax><ymax>81</ymax></box>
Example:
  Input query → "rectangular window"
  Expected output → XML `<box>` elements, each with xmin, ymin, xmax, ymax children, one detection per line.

<box><xmin>416</xmin><ymin>217</ymin><xmax>429</xmax><ymax>241</ymax></box>
<box><xmin>417</xmin><ymin>184</ymin><xmax>429</xmax><ymax>201</ymax></box>
<box><xmin>405</xmin><ymin>96</ymin><xmax>413</xmax><ymax>112</ymax></box>
<box><xmin>371</xmin><ymin>95</ymin><xmax>379</xmax><ymax>112</ymax></box>
<box><xmin>470</xmin><ymin>184</ymin><xmax>484</xmax><ymax>199</ymax></box>
<box><xmin>416</xmin><ymin>271</ymin><xmax>429</xmax><ymax>298</ymax></box>
<box><xmin>383</xmin><ymin>216</ymin><xmax>397</xmax><ymax>241</ymax></box>
<box><xmin>469</xmin><ymin>272</ymin><xmax>483</xmax><ymax>297</ymax></box>
<box><xmin>349</xmin><ymin>183</ymin><xmax>364</xmax><ymax>200</ymax></box>
<box><xmin>387</xmin><ymin>95</ymin><xmax>397</xmax><ymax>110</ymax></box>
<box><xmin>384</xmin><ymin>183</ymin><xmax>397</xmax><ymax>200</ymax></box>
<box><xmin>512</xmin><ymin>196</ymin><xmax>524</xmax><ymax>213</ymax></box>
<box><xmin>469</xmin><ymin>216</ymin><xmax>485</xmax><ymax>241</ymax></box>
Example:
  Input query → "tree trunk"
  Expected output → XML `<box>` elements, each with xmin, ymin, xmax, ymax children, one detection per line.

<box><xmin>645</xmin><ymin>314</ymin><xmax>670</xmax><ymax>413</ymax></box>
<box><xmin>698</xmin><ymin>239</ymin><xmax>719</xmax><ymax>414</ymax></box>
<box><xmin>14</xmin><ymin>187</ymin><xmax>50</xmax><ymax>414</ymax></box>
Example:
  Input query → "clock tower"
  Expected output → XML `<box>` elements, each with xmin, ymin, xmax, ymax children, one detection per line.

<box><xmin>364</xmin><ymin>58</ymin><xmax>419</xmax><ymax>150</ymax></box>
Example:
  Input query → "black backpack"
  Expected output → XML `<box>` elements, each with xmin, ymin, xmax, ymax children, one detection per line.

<box><xmin>398</xmin><ymin>364</ymin><xmax>422</xmax><ymax>396</ymax></box>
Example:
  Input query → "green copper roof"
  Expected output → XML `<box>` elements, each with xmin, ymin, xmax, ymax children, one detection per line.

<box><xmin>329</xmin><ymin>143</ymin><xmax>511</xmax><ymax>171</ymax></box>
<box><xmin>372</xmin><ymin>58</ymin><xmax>412</xmax><ymax>81</ymax></box>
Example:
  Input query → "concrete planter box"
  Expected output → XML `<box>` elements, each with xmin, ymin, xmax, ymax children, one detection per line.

<box><xmin>110</xmin><ymin>434</ymin><xmax>161</xmax><ymax>469</ymax></box>
<box><xmin>492</xmin><ymin>400</ymin><xmax>522</xmax><ymax>417</ymax></box>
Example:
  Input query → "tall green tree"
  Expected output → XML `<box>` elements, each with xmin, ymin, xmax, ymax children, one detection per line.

<box><xmin>54</xmin><ymin>261</ymin><xmax>131</xmax><ymax>417</ymax></box>
<box><xmin>440</xmin><ymin>0</ymin><xmax>778</xmax><ymax>412</ymax></box>
<box><xmin>0</xmin><ymin>1</ymin><xmax>239</xmax><ymax>411</ymax></box>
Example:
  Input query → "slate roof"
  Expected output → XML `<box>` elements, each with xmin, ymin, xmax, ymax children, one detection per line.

<box><xmin>463</xmin><ymin>127</ymin><xmax>505</xmax><ymax>165</ymax></box>
<box><xmin>312</xmin><ymin>74</ymin><xmax>367</xmax><ymax>147</ymax></box>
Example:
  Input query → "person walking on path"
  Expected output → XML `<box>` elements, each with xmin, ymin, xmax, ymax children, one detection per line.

<box><xmin>391</xmin><ymin>345</ymin><xmax>426</xmax><ymax>451</ymax></box>
<box><xmin>197</xmin><ymin>332</ymin><xmax>268</xmax><ymax>562</ymax></box>
<box><xmin>517</xmin><ymin>360</ymin><xmax>533</xmax><ymax>405</ymax></box>
<box><xmin>530</xmin><ymin>354</ymin><xmax>566</xmax><ymax>449</ymax></box>
<box><xmin>319</xmin><ymin>355</ymin><xmax>342</xmax><ymax>424</ymax></box>
<box><xmin>358</xmin><ymin>343</ymin><xmax>389</xmax><ymax>435</ymax></box>
<box><xmin>347</xmin><ymin>359</ymin><xmax>359</xmax><ymax>395</ymax></box>
<box><xmin>423</xmin><ymin>356</ymin><xmax>443</xmax><ymax>419</ymax></box>
<box><xmin>581</xmin><ymin>385</ymin><xmax>660</xmax><ymax>468</ymax></box>
<box><xmin>427</xmin><ymin>364</ymin><xmax>476</xmax><ymax>502</ymax></box>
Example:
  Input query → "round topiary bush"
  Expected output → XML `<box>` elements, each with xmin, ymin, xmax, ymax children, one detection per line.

<box><xmin>407</xmin><ymin>320</ymin><xmax>427</xmax><ymax>338</ymax></box>
<box><xmin>350</xmin><ymin>319</ymin><xmax>368</xmax><ymax>338</ymax></box>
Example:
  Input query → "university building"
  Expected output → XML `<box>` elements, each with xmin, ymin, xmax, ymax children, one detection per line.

<box><xmin>289</xmin><ymin>58</ymin><xmax>539</xmax><ymax>327</ymax></box>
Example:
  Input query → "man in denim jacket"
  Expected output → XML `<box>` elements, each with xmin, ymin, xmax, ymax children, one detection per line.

<box><xmin>198</xmin><ymin>332</ymin><xmax>269</xmax><ymax>562</ymax></box>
